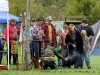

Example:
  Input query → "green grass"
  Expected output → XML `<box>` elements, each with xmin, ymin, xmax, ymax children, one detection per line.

<box><xmin>0</xmin><ymin>45</ymin><xmax>100</xmax><ymax>75</ymax></box>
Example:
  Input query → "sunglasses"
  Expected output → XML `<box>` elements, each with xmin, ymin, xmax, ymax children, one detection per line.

<box><xmin>31</xmin><ymin>20</ymin><xmax>35</xmax><ymax>22</ymax></box>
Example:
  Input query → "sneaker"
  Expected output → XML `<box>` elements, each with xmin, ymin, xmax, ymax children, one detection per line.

<box><xmin>87</xmin><ymin>66</ymin><xmax>91</xmax><ymax>69</ymax></box>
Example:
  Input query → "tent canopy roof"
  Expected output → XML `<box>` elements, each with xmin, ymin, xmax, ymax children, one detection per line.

<box><xmin>0</xmin><ymin>0</ymin><xmax>9</xmax><ymax>12</ymax></box>
<box><xmin>0</xmin><ymin>12</ymin><xmax>22</xmax><ymax>23</ymax></box>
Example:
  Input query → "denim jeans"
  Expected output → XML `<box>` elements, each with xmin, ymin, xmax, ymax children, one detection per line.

<box><xmin>32</xmin><ymin>41</ymin><xmax>38</xmax><ymax>58</ymax></box>
<box><xmin>57</xmin><ymin>51</ymin><xmax>62</xmax><ymax>66</ymax></box>
<box><xmin>81</xmin><ymin>50</ymin><xmax>91</xmax><ymax>67</ymax></box>
<box><xmin>43</xmin><ymin>60</ymin><xmax>56</xmax><ymax>69</ymax></box>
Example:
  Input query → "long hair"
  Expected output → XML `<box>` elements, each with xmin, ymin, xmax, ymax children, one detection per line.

<box><xmin>68</xmin><ymin>24</ymin><xmax>77</xmax><ymax>40</ymax></box>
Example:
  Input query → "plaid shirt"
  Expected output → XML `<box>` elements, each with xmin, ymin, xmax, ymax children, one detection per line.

<box><xmin>32</xmin><ymin>24</ymin><xmax>43</xmax><ymax>41</ymax></box>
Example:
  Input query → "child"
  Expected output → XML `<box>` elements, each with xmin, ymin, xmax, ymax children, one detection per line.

<box><xmin>81</xmin><ymin>30</ymin><xmax>91</xmax><ymax>69</ymax></box>
<box><xmin>0</xmin><ymin>37</ymin><xmax>4</xmax><ymax>64</ymax></box>
<box><xmin>56</xmin><ymin>30</ymin><xmax>62</xmax><ymax>66</ymax></box>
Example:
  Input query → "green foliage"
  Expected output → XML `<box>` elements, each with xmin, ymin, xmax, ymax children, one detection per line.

<box><xmin>8</xmin><ymin>0</ymin><xmax>100</xmax><ymax>25</ymax></box>
<box><xmin>64</xmin><ymin>0</ymin><xmax>100</xmax><ymax>25</ymax></box>
<box><xmin>8</xmin><ymin>0</ymin><xmax>26</xmax><ymax>17</ymax></box>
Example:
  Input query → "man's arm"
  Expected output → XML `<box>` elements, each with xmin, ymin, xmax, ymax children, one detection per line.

<box><xmin>88</xmin><ymin>26</ymin><xmax>94</xmax><ymax>40</ymax></box>
<box><xmin>52</xmin><ymin>47</ymin><xmax>65</xmax><ymax>60</ymax></box>
<box><xmin>88</xmin><ymin>35</ymin><xmax>93</xmax><ymax>40</ymax></box>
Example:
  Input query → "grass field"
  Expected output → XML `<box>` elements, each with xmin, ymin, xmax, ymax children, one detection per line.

<box><xmin>0</xmin><ymin>46</ymin><xmax>100</xmax><ymax>75</ymax></box>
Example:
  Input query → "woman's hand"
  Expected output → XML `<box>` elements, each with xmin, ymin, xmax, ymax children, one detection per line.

<box><xmin>72</xmin><ymin>44</ymin><xmax>76</xmax><ymax>48</ymax></box>
<box><xmin>64</xmin><ymin>58</ymin><xmax>68</xmax><ymax>61</ymax></box>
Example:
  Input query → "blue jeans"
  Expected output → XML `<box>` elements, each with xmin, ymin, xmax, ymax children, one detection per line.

<box><xmin>81</xmin><ymin>50</ymin><xmax>91</xmax><ymax>67</ymax></box>
<box><xmin>57</xmin><ymin>51</ymin><xmax>62</xmax><ymax>66</ymax></box>
<box><xmin>43</xmin><ymin>60</ymin><xmax>56</xmax><ymax>69</ymax></box>
<box><xmin>32</xmin><ymin>41</ymin><xmax>38</xmax><ymax>58</ymax></box>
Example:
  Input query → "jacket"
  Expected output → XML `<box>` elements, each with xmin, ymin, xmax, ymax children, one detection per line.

<box><xmin>42</xmin><ymin>23</ymin><xmax>57</xmax><ymax>47</ymax></box>
<box><xmin>4</xmin><ymin>23</ymin><xmax>18</xmax><ymax>42</ymax></box>
<box><xmin>41</xmin><ymin>46</ymin><xmax>65</xmax><ymax>61</ymax></box>
<box><xmin>83</xmin><ymin>36</ymin><xmax>90</xmax><ymax>52</ymax></box>
<box><xmin>65</xmin><ymin>30</ymin><xmax>83</xmax><ymax>54</ymax></box>
<box><xmin>58</xmin><ymin>32</ymin><xmax>67</xmax><ymax>49</ymax></box>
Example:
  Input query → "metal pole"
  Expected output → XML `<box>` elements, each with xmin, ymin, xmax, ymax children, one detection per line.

<box><xmin>7</xmin><ymin>11</ymin><xmax>9</xmax><ymax>70</ymax></box>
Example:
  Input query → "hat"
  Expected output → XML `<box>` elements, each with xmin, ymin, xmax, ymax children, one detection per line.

<box><xmin>46</xmin><ymin>16</ymin><xmax>52</xmax><ymax>20</ymax></box>
<box><xmin>10</xmin><ymin>19</ymin><xmax>16</xmax><ymax>22</ymax></box>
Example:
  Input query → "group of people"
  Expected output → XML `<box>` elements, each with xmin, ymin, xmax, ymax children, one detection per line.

<box><xmin>0</xmin><ymin>16</ymin><xmax>94</xmax><ymax>70</ymax></box>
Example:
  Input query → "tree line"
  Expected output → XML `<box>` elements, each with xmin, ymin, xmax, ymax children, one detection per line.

<box><xmin>8</xmin><ymin>0</ymin><xmax>100</xmax><ymax>25</ymax></box>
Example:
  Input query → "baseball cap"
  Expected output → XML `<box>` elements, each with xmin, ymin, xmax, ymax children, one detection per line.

<box><xmin>46</xmin><ymin>16</ymin><xmax>52</xmax><ymax>20</ymax></box>
<box><xmin>10</xmin><ymin>19</ymin><xmax>16</xmax><ymax>23</ymax></box>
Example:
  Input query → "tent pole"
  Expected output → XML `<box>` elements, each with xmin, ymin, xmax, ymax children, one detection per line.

<box><xmin>7</xmin><ymin>11</ymin><xmax>10</xmax><ymax>70</ymax></box>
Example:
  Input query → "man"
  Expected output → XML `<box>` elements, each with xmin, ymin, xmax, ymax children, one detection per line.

<box><xmin>78</xmin><ymin>18</ymin><xmax>94</xmax><ymax>69</ymax></box>
<box><xmin>29</xmin><ymin>19</ymin><xmax>35</xmax><ymax>65</ymax></box>
<box><xmin>32</xmin><ymin>18</ymin><xmax>44</xmax><ymax>69</ymax></box>
<box><xmin>4</xmin><ymin>19</ymin><xmax>18</xmax><ymax>64</ymax></box>
<box><xmin>81</xmin><ymin>19</ymin><xmax>94</xmax><ymax>44</ymax></box>
<box><xmin>78</xmin><ymin>24</ymin><xmax>83</xmax><ymax>33</ymax></box>
<box><xmin>39</xmin><ymin>40</ymin><xmax>65</xmax><ymax>70</ymax></box>
<box><xmin>42</xmin><ymin>16</ymin><xmax>57</xmax><ymax>47</ymax></box>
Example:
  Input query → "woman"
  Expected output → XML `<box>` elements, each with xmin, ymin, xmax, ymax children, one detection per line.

<box><xmin>65</xmin><ymin>24</ymin><xmax>83</xmax><ymax>68</ymax></box>
<box><xmin>58</xmin><ymin>23</ymin><xmax>68</xmax><ymax>67</ymax></box>
<box><xmin>4</xmin><ymin>19</ymin><xmax>18</xmax><ymax>64</ymax></box>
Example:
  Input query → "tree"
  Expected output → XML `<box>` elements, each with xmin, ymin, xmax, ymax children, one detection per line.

<box><xmin>21</xmin><ymin>0</ymin><xmax>31</xmax><ymax>70</ymax></box>
<box><xmin>64</xmin><ymin>0</ymin><xmax>100</xmax><ymax>25</ymax></box>
<box><xmin>8</xmin><ymin>0</ymin><xmax>100</xmax><ymax>25</ymax></box>
<box><xmin>8</xmin><ymin>0</ymin><xmax>26</xmax><ymax>17</ymax></box>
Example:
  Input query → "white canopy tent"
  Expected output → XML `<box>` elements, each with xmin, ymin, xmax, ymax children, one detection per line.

<box><xmin>0</xmin><ymin>0</ymin><xmax>9</xmax><ymax>70</ymax></box>
<box><xmin>0</xmin><ymin>0</ymin><xmax>9</xmax><ymax>12</ymax></box>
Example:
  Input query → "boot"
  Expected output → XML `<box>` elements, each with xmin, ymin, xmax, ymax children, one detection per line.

<box><xmin>33</xmin><ymin>58</ymin><xmax>40</xmax><ymax>69</ymax></box>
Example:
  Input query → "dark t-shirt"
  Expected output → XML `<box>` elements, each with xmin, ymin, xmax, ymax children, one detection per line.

<box><xmin>83</xmin><ymin>26</ymin><xmax>94</xmax><ymax>45</ymax></box>
<box><xmin>83</xmin><ymin>26</ymin><xmax>94</xmax><ymax>37</ymax></box>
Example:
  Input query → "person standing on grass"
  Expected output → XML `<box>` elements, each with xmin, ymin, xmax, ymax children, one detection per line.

<box><xmin>81</xmin><ymin>30</ymin><xmax>90</xmax><ymax>69</ymax></box>
<box><xmin>80</xmin><ymin>18</ymin><xmax>94</xmax><ymax>69</ymax></box>
<box><xmin>32</xmin><ymin>18</ymin><xmax>44</xmax><ymax>69</ymax></box>
<box><xmin>56</xmin><ymin>30</ymin><xmax>62</xmax><ymax>66</ymax></box>
<box><xmin>58</xmin><ymin>23</ymin><xmax>68</xmax><ymax>67</ymax></box>
<box><xmin>29</xmin><ymin>18</ymin><xmax>35</xmax><ymax>65</ymax></box>
<box><xmin>4</xmin><ymin>19</ymin><xmax>18</xmax><ymax>65</ymax></box>
<box><xmin>0</xmin><ymin>33</ymin><xmax>4</xmax><ymax>64</ymax></box>
<box><xmin>42</xmin><ymin>16</ymin><xmax>57</xmax><ymax>47</ymax></box>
